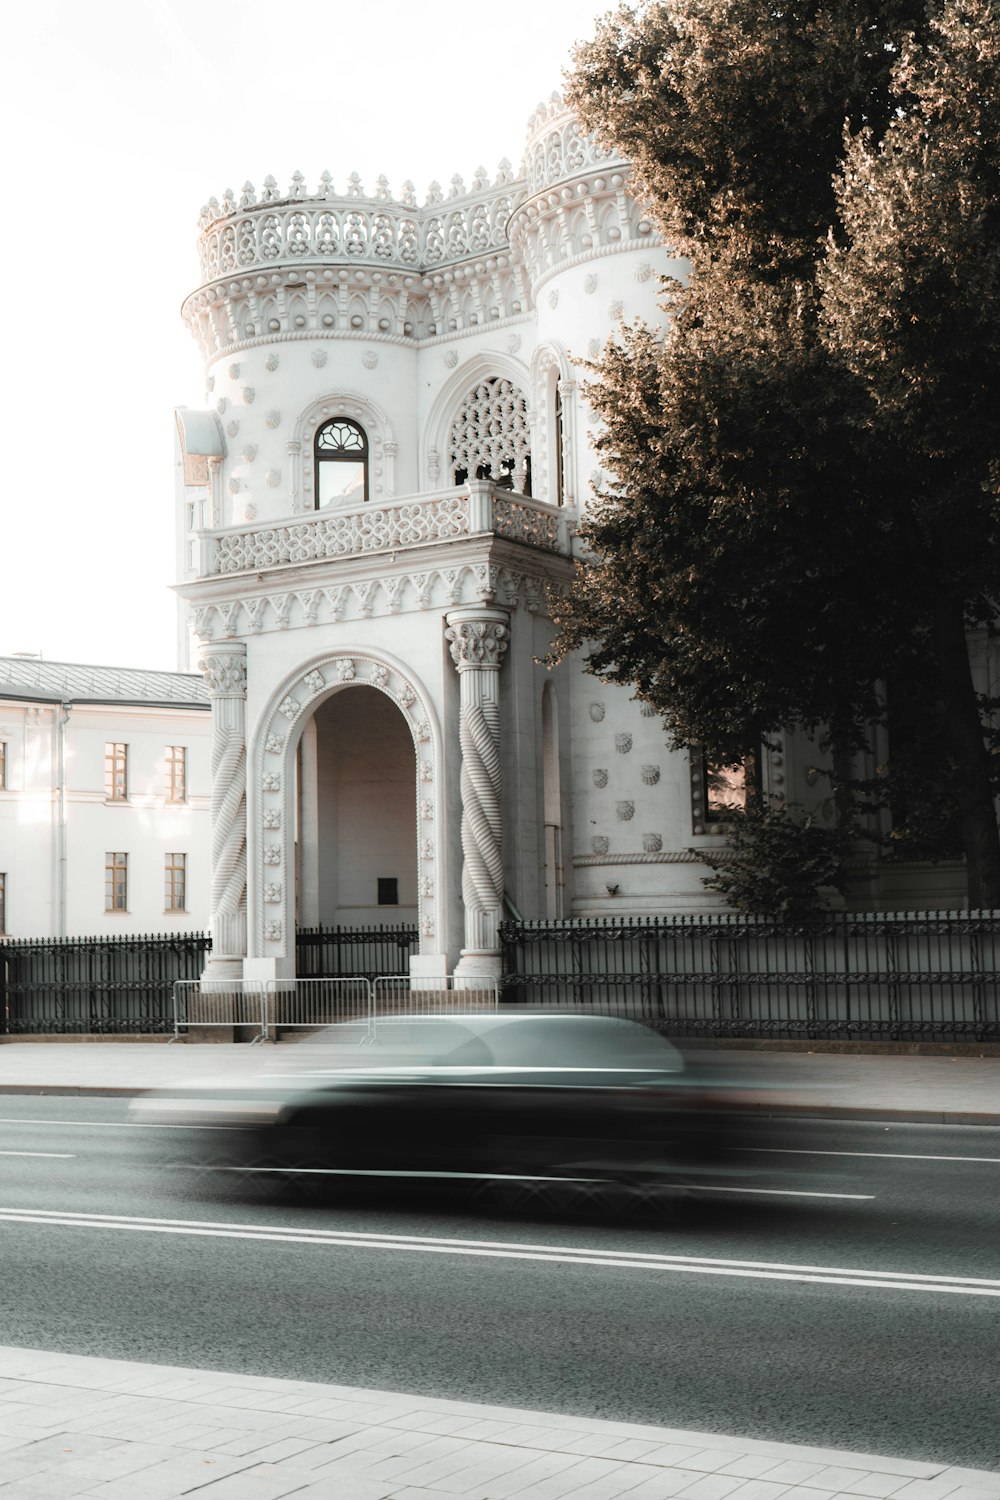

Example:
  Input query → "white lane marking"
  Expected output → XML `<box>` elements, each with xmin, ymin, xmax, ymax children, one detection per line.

<box><xmin>739</xmin><ymin>1148</ymin><xmax>1000</xmax><ymax>1165</ymax></box>
<box><xmin>194</xmin><ymin>1166</ymin><xmax>872</xmax><ymax>1200</ymax></box>
<box><xmin>0</xmin><ymin>1151</ymin><xmax>75</xmax><ymax>1159</ymax></box>
<box><xmin>0</xmin><ymin>1116</ymin><xmax>246</xmax><ymax>1132</ymax></box>
<box><xmin>0</xmin><ymin>1207</ymin><xmax>991</xmax><ymax>1297</ymax></box>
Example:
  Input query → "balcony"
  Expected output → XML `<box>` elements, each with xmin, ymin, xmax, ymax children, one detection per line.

<box><xmin>198</xmin><ymin>482</ymin><xmax>571</xmax><ymax>579</ymax></box>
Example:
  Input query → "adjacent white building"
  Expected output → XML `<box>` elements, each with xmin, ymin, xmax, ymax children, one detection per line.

<box><xmin>0</xmin><ymin>659</ymin><xmax>210</xmax><ymax>939</ymax></box>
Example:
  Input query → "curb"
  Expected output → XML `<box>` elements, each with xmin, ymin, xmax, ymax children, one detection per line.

<box><xmin>0</xmin><ymin>1084</ymin><xmax>997</xmax><ymax>1124</ymax></box>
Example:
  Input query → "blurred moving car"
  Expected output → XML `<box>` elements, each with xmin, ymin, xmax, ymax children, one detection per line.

<box><xmin>131</xmin><ymin>1013</ymin><xmax>728</xmax><ymax>1204</ymax></box>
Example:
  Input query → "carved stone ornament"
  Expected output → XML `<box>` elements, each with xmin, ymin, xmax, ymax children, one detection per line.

<box><xmin>337</xmin><ymin>659</ymin><xmax>355</xmax><ymax>682</ymax></box>
<box><xmin>265</xmin><ymin>352</ymin><xmax>280</xmax><ymax>371</ymax></box>
<box><xmin>265</xmin><ymin>920</ymin><xmax>282</xmax><ymax>941</ymax></box>
<box><xmin>421</xmin><ymin>798</ymin><xmax>434</xmax><ymax>821</ymax></box>
<box><xmin>592</xmin><ymin>768</ymin><xmax>608</xmax><ymax>789</ymax></box>
<box><xmin>265</xmin><ymin>733</ymin><xmax>284</xmax><ymax>754</ymax></box>
<box><xmin>262</xmin><ymin>773</ymin><xmax>280</xmax><ymax>792</ymax></box>
<box><xmin>506</xmin><ymin>335</ymin><xmax>521</xmax><ymax>354</ymax></box>
<box><xmin>362</xmin><ymin>350</ymin><xmax>378</xmax><ymax>369</ymax></box>
<box><xmin>421</xmin><ymin>915</ymin><xmax>435</xmax><ymax>937</ymax></box>
<box><xmin>399</xmin><ymin>684</ymin><xmax>417</xmax><ymax>708</ymax></box>
<box><xmin>243</xmin><ymin>445</ymin><xmax>257</xmax><ymax>463</ymax></box>
<box><xmin>216</xmin><ymin>397</ymin><xmax>228</xmax><ymax>415</ymax></box>
<box><xmin>206</xmin><ymin>375</ymin><xmax>215</xmax><ymax>392</ymax></box>
<box><xmin>420</xmin><ymin>875</ymin><xmax>433</xmax><ymax>897</ymax></box>
<box><xmin>420</xmin><ymin>760</ymin><xmax>433</xmax><ymax>782</ymax></box>
<box><xmin>592</xmin><ymin>835</ymin><xmax>609</xmax><ymax>855</ymax></box>
<box><xmin>641</xmin><ymin>764</ymin><xmax>660</xmax><ymax>785</ymax></box>
<box><xmin>303</xmin><ymin>669</ymin><xmax>325</xmax><ymax>694</ymax></box>
<box><xmin>278</xmin><ymin>696</ymin><xmax>299</xmax><ymax>719</ymax></box>
<box><xmin>266</xmin><ymin>469</ymin><xmax>281</xmax><ymax>487</ymax></box>
<box><xmin>642</xmin><ymin>833</ymin><xmax>663</xmax><ymax>853</ymax></box>
<box><xmin>228</xmin><ymin>478</ymin><xmax>241</xmax><ymax>495</ymax></box>
<box><xmin>615</xmin><ymin>733</ymin><xmax>632</xmax><ymax>755</ymax></box>
<box><xmin>420</xmin><ymin>838</ymin><xmax>434</xmax><ymax>860</ymax></box>
<box><xmin>229</xmin><ymin>362</ymin><xmax>240</xmax><ymax>379</ymax></box>
<box><xmin>634</xmin><ymin>261</ymin><xmax>653</xmax><ymax>282</ymax></box>
<box><xmin>584</xmin><ymin>273</ymin><xmax>598</xmax><ymax>294</ymax></box>
<box><xmin>445</xmin><ymin>350</ymin><xmax>458</xmax><ymax>368</ymax></box>
<box><xmin>245</xmin><ymin>503</ymin><xmax>257</xmax><ymax>520</ymax></box>
<box><xmin>264</xmin><ymin>882</ymin><xmax>282</xmax><ymax>903</ymax></box>
<box><xmin>311</xmin><ymin>348</ymin><xmax>328</xmax><ymax>368</ymax></box>
<box><xmin>608</xmin><ymin>300</ymin><xmax>623</xmax><ymax>319</ymax></box>
<box><xmin>616</xmin><ymin>800</ymin><xmax>635</xmax><ymax>821</ymax></box>
<box><xmin>227</xmin><ymin>419</ymin><xmax>240</xmax><ymax>438</ymax></box>
<box><xmin>446</xmin><ymin>619</ymin><xmax>510</xmax><ymax>671</ymax></box>
<box><xmin>548</xmin><ymin>289</ymin><xmax>559</xmax><ymax>309</ymax></box>
<box><xmin>263</xmin><ymin>845</ymin><xmax>281</xmax><ymax>865</ymax></box>
<box><xmin>263</xmin><ymin>809</ymin><xmax>281</xmax><ymax>829</ymax></box>
<box><xmin>587</xmin><ymin>338</ymin><xmax>601</xmax><ymax>357</ymax></box>
<box><xmin>242</xmin><ymin>386</ymin><xmax>255</xmax><ymax>404</ymax></box>
<box><xmin>200</xmin><ymin>653</ymin><xmax>247</xmax><ymax>696</ymax></box>
<box><xmin>265</xmin><ymin>410</ymin><xmax>281</xmax><ymax>429</ymax></box>
<box><xmin>589</xmin><ymin>702</ymin><xmax>605</xmax><ymax>723</ymax></box>
<box><xmin>639</xmin><ymin>702</ymin><xmax>657</xmax><ymax>718</ymax></box>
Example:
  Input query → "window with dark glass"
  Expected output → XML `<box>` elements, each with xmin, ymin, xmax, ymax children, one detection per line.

<box><xmin>377</xmin><ymin>877</ymin><xmax>399</xmax><ymax>906</ymax></box>
<box><xmin>105</xmin><ymin>743</ymin><xmax>128</xmax><ymax>802</ymax></box>
<box><xmin>314</xmin><ymin>418</ymin><xmax>369</xmax><ymax>507</ymax></box>
<box><xmin>105</xmin><ymin>852</ymin><xmax>128</xmax><ymax>912</ymax></box>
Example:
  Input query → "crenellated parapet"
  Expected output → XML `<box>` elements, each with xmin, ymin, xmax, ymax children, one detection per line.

<box><xmin>181</xmin><ymin>94</ymin><xmax>665</xmax><ymax>363</ymax></box>
<box><xmin>509</xmin><ymin>93</ymin><xmax>662</xmax><ymax>297</ymax></box>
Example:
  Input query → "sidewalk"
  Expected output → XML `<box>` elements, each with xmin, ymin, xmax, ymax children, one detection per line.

<box><xmin>0</xmin><ymin>1043</ymin><xmax>996</xmax><ymax>1124</ymax></box>
<box><xmin>0</xmin><ymin>1346</ymin><xmax>996</xmax><ymax>1499</ymax></box>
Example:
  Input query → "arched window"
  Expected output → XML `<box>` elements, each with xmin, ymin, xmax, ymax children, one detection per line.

<box><xmin>314</xmin><ymin>418</ymin><xmax>369</xmax><ymax>507</ymax></box>
<box><xmin>449</xmin><ymin>377</ymin><xmax>532</xmax><ymax>496</ymax></box>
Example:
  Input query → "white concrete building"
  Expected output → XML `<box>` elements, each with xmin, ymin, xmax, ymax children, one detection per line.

<box><xmin>0</xmin><ymin>659</ymin><xmax>210</xmax><ymax>939</ymax></box>
<box><xmin>173</xmin><ymin>93</ymin><xmax>753</xmax><ymax>988</ymax></box>
<box><xmin>173</xmin><ymin>93</ymin><xmax>987</xmax><ymax>985</ymax></box>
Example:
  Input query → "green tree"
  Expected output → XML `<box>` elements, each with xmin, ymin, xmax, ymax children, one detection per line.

<box><xmin>553</xmin><ymin>0</ymin><xmax>1000</xmax><ymax>906</ymax></box>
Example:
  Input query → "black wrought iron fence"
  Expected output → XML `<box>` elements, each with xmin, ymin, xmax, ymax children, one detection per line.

<box><xmin>295</xmin><ymin>924</ymin><xmax>419</xmax><ymax>980</ymax></box>
<box><xmin>0</xmin><ymin>924</ymin><xmax>419</xmax><ymax>1034</ymax></box>
<box><xmin>499</xmin><ymin>911</ymin><xmax>1000</xmax><ymax>1043</ymax></box>
<box><xmin>1</xmin><ymin>932</ymin><xmax>211</xmax><ymax>1035</ymax></box>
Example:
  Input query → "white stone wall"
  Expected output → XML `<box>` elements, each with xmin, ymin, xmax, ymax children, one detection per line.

<box><xmin>0</xmin><ymin>699</ymin><xmax>211</xmax><ymax>938</ymax></box>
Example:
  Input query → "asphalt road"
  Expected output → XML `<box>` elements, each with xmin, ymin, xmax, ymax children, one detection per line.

<box><xmin>0</xmin><ymin>1097</ymin><xmax>997</xmax><ymax>1470</ymax></box>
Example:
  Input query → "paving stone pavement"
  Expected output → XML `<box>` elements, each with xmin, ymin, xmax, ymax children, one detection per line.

<box><xmin>0</xmin><ymin>1347</ymin><xmax>995</xmax><ymax>1499</ymax></box>
<box><xmin>0</xmin><ymin>1043</ymin><xmax>997</xmax><ymax>1124</ymax></box>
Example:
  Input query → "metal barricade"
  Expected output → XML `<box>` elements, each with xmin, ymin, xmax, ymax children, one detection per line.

<box><xmin>171</xmin><ymin>980</ymin><xmax>267</xmax><ymax>1042</ymax></box>
<box><xmin>372</xmin><ymin>975</ymin><xmax>499</xmax><ymax>1020</ymax></box>
<box><xmin>264</xmin><ymin>977</ymin><xmax>373</xmax><ymax>1040</ymax></box>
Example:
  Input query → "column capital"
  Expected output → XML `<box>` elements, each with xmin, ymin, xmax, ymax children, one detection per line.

<box><xmin>445</xmin><ymin>607</ymin><xmax>510</xmax><ymax>672</ymax></box>
<box><xmin>198</xmin><ymin>640</ymin><xmax>247</xmax><ymax>697</ymax></box>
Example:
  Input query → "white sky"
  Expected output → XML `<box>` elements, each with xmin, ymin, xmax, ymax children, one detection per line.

<box><xmin>2</xmin><ymin>0</ymin><xmax>614</xmax><ymax>671</ymax></box>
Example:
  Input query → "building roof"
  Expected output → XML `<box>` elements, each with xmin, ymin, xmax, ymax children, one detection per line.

<box><xmin>0</xmin><ymin>658</ymin><xmax>210</xmax><ymax>710</ymax></box>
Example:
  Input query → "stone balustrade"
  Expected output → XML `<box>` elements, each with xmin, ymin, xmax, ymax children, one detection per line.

<box><xmin>199</xmin><ymin>483</ymin><xmax>569</xmax><ymax>578</ymax></box>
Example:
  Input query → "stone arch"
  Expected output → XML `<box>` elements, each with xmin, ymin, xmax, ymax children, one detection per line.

<box><xmin>290</xmin><ymin>390</ymin><xmax>396</xmax><ymax>511</ymax></box>
<box><xmin>250</xmin><ymin>649</ymin><xmax>443</xmax><ymax>962</ymax></box>
<box><xmin>423</xmin><ymin>350</ymin><xmax>530</xmax><ymax>489</ymax></box>
<box><xmin>530</xmin><ymin>342</ymin><xmax>576</xmax><ymax>508</ymax></box>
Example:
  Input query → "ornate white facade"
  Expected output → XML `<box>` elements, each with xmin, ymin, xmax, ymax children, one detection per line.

<box><xmin>176</xmin><ymin>93</ymin><xmax>976</xmax><ymax>981</ymax></box>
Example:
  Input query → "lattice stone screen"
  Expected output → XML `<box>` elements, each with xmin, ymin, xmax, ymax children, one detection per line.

<box><xmin>449</xmin><ymin>378</ymin><xmax>531</xmax><ymax>494</ymax></box>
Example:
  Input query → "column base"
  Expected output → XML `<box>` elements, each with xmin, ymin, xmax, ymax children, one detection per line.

<box><xmin>200</xmin><ymin>957</ymin><xmax>244</xmax><ymax>984</ymax></box>
<box><xmin>452</xmin><ymin>950</ymin><xmax>503</xmax><ymax>988</ymax></box>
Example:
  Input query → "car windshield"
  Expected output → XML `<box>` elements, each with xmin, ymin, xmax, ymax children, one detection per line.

<box><xmin>287</xmin><ymin>1015</ymin><xmax>683</xmax><ymax>1072</ymax></box>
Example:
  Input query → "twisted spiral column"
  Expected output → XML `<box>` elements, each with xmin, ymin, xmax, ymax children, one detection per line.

<box><xmin>446</xmin><ymin>608</ymin><xmax>510</xmax><ymax>982</ymax></box>
<box><xmin>198</xmin><ymin>642</ymin><xmax>248</xmax><ymax>978</ymax></box>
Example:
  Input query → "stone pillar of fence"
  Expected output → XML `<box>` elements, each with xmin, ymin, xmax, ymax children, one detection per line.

<box><xmin>445</xmin><ymin>607</ymin><xmax>510</xmax><ymax>986</ymax></box>
<box><xmin>198</xmin><ymin>642</ymin><xmax>248</xmax><ymax>987</ymax></box>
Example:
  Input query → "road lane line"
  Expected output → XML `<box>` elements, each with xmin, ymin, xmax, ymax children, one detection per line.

<box><xmin>0</xmin><ymin>1207</ymin><xmax>994</xmax><ymax>1297</ymax></box>
<box><xmin>738</xmin><ymin>1148</ymin><xmax>1000</xmax><ymax>1164</ymax></box>
<box><xmin>0</xmin><ymin>1116</ymin><xmax>246</xmax><ymax>1132</ymax></box>
<box><xmin>0</xmin><ymin>1151</ymin><xmax>75</xmax><ymax>1159</ymax></box>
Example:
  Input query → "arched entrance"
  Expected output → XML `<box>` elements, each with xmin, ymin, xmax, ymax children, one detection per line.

<box><xmin>250</xmin><ymin>650</ymin><xmax>443</xmax><ymax>976</ymax></box>
<box><xmin>298</xmin><ymin>686</ymin><xmax>417</xmax><ymax>927</ymax></box>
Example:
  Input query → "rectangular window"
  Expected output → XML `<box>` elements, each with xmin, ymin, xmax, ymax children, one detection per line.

<box><xmin>165</xmin><ymin>745</ymin><xmax>187</xmax><ymax>803</ymax></box>
<box><xmin>704</xmin><ymin>752</ymin><xmax>761</xmax><ymax>823</ymax></box>
<box><xmin>105</xmin><ymin>743</ymin><xmax>128</xmax><ymax>802</ymax></box>
<box><xmin>164</xmin><ymin>853</ymin><xmax>186</xmax><ymax>913</ymax></box>
<box><xmin>377</xmin><ymin>877</ymin><xmax>399</xmax><ymax>906</ymax></box>
<box><xmin>105</xmin><ymin>852</ymin><xmax>127</xmax><ymax>912</ymax></box>
<box><xmin>0</xmin><ymin>873</ymin><xmax>6</xmax><ymax>933</ymax></box>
